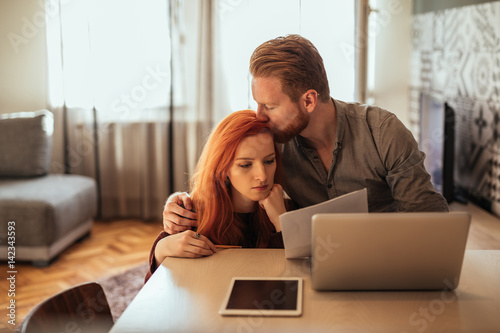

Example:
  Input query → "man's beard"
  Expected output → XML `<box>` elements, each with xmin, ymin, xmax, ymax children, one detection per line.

<box><xmin>272</xmin><ymin>109</ymin><xmax>309</xmax><ymax>143</ymax></box>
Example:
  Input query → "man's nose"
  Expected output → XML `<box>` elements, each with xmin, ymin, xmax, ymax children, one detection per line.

<box><xmin>256</xmin><ymin>106</ymin><xmax>269</xmax><ymax>121</ymax></box>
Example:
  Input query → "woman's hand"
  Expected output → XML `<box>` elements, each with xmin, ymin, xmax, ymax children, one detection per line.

<box><xmin>259</xmin><ymin>184</ymin><xmax>286</xmax><ymax>233</ymax></box>
<box><xmin>155</xmin><ymin>230</ymin><xmax>216</xmax><ymax>266</ymax></box>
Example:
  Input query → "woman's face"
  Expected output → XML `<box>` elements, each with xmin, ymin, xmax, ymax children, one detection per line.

<box><xmin>228</xmin><ymin>131</ymin><xmax>276</xmax><ymax>212</ymax></box>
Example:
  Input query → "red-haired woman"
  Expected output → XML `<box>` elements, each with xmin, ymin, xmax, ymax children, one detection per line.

<box><xmin>145</xmin><ymin>110</ymin><xmax>289</xmax><ymax>282</ymax></box>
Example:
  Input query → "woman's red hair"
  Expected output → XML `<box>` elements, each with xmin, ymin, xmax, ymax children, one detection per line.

<box><xmin>190</xmin><ymin>110</ymin><xmax>282</xmax><ymax>246</ymax></box>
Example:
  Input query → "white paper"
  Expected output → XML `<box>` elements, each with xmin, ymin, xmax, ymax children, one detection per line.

<box><xmin>280</xmin><ymin>188</ymin><xmax>368</xmax><ymax>258</ymax></box>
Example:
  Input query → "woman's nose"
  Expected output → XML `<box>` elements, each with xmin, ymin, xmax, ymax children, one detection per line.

<box><xmin>254</xmin><ymin>163</ymin><xmax>267</xmax><ymax>182</ymax></box>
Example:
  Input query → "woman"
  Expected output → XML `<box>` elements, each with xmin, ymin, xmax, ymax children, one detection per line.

<box><xmin>145</xmin><ymin>110</ymin><xmax>288</xmax><ymax>282</ymax></box>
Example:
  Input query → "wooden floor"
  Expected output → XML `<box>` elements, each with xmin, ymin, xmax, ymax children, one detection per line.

<box><xmin>1</xmin><ymin>201</ymin><xmax>499</xmax><ymax>332</ymax></box>
<box><xmin>0</xmin><ymin>219</ymin><xmax>161</xmax><ymax>332</ymax></box>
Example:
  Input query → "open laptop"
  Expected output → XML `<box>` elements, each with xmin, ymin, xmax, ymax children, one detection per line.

<box><xmin>311</xmin><ymin>212</ymin><xmax>471</xmax><ymax>291</ymax></box>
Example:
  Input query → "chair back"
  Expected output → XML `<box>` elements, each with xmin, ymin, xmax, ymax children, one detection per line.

<box><xmin>20</xmin><ymin>282</ymin><xmax>114</xmax><ymax>333</ymax></box>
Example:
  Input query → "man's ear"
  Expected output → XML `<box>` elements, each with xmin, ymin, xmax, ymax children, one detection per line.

<box><xmin>302</xmin><ymin>89</ymin><xmax>319</xmax><ymax>113</ymax></box>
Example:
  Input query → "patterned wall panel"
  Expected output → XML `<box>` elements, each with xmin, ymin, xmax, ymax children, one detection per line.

<box><xmin>412</xmin><ymin>1</ymin><xmax>500</xmax><ymax>205</ymax></box>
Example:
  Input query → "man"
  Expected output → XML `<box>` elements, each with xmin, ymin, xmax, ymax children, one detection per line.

<box><xmin>163</xmin><ymin>34</ymin><xmax>448</xmax><ymax>234</ymax></box>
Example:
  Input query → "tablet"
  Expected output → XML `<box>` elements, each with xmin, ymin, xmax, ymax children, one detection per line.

<box><xmin>219</xmin><ymin>277</ymin><xmax>303</xmax><ymax>316</ymax></box>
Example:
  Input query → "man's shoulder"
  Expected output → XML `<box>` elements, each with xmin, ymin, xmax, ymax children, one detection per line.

<box><xmin>335</xmin><ymin>99</ymin><xmax>395</xmax><ymax>127</ymax></box>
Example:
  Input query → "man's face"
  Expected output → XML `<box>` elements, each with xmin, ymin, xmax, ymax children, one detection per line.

<box><xmin>251</xmin><ymin>76</ymin><xmax>309</xmax><ymax>143</ymax></box>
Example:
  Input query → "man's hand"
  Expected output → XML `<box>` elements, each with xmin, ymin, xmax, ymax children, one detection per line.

<box><xmin>163</xmin><ymin>192</ymin><xmax>198</xmax><ymax>234</ymax></box>
<box><xmin>259</xmin><ymin>184</ymin><xmax>286</xmax><ymax>232</ymax></box>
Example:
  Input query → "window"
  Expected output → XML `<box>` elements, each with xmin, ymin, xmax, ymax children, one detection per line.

<box><xmin>47</xmin><ymin>0</ymin><xmax>356</xmax><ymax>122</ymax></box>
<box><xmin>218</xmin><ymin>0</ymin><xmax>356</xmax><ymax>112</ymax></box>
<box><xmin>46</xmin><ymin>0</ymin><xmax>171</xmax><ymax>122</ymax></box>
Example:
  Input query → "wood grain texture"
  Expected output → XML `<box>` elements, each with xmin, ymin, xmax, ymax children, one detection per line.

<box><xmin>111</xmin><ymin>249</ymin><xmax>500</xmax><ymax>332</ymax></box>
<box><xmin>449</xmin><ymin>202</ymin><xmax>500</xmax><ymax>250</ymax></box>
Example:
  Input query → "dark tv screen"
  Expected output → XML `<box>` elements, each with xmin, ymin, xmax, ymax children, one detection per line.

<box><xmin>419</xmin><ymin>93</ymin><xmax>455</xmax><ymax>203</ymax></box>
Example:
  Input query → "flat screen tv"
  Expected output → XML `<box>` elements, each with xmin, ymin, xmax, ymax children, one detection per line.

<box><xmin>419</xmin><ymin>93</ymin><xmax>455</xmax><ymax>203</ymax></box>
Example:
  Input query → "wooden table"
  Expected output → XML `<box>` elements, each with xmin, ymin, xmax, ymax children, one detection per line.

<box><xmin>110</xmin><ymin>249</ymin><xmax>500</xmax><ymax>333</ymax></box>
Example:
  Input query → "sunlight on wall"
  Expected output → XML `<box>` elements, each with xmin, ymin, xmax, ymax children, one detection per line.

<box><xmin>218</xmin><ymin>0</ymin><xmax>355</xmax><ymax>112</ymax></box>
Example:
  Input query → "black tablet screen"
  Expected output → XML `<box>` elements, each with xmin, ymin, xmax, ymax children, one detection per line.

<box><xmin>225</xmin><ymin>279</ymin><xmax>299</xmax><ymax>310</ymax></box>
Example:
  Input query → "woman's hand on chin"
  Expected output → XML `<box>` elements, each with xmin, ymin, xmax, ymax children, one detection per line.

<box><xmin>259</xmin><ymin>184</ymin><xmax>286</xmax><ymax>232</ymax></box>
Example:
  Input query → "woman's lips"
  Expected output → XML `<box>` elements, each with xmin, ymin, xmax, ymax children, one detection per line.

<box><xmin>253</xmin><ymin>185</ymin><xmax>268</xmax><ymax>192</ymax></box>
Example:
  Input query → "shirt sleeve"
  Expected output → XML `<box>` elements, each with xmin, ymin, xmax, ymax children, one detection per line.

<box><xmin>144</xmin><ymin>231</ymin><xmax>170</xmax><ymax>284</ymax></box>
<box><xmin>377</xmin><ymin>113</ymin><xmax>449</xmax><ymax>212</ymax></box>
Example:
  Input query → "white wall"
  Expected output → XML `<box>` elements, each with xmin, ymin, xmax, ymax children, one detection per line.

<box><xmin>369</xmin><ymin>0</ymin><xmax>412</xmax><ymax>127</ymax></box>
<box><xmin>0</xmin><ymin>0</ymin><xmax>48</xmax><ymax>113</ymax></box>
<box><xmin>0</xmin><ymin>0</ymin><xmax>65</xmax><ymax>171</ymax></box>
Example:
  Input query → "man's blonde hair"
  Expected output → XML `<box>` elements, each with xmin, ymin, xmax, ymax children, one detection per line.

<box><xmin>249</xmin><ymin>34</ymin><xmax>330</xmax><ymax>103</ymax></box>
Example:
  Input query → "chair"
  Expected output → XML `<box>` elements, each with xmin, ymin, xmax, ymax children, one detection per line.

<box><xmin>20</xmin><ymin>282</ymin><xmax>114</xmax><ymax>333</ymax></box>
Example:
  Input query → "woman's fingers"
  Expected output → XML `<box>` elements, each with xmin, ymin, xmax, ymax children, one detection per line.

<box><xmin>167</xmin><ymin>230</ymin><xmax>220</xmax><ymax>258</ymax></box>
<box><xmin>195</xmin><ymin>234</ymin><xmax>217</xmax><ymax>252</ymax></box>
<box><xmin>190</xmin><ymin>232</ymin><xmax>217</xmax><ymax>252</ymax></box>
<box><xmin>179</xmin><ymin>231</ymin><xmax>215</xmax><ymax>257</ymax></box>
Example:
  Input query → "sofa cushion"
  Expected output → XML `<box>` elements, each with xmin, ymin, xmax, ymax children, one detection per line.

<box><xmin>0</xmin><ymin>175</ymin><xmax>97</xmax><ymax>247</ymax></box>
<box><xmin>0</xmin><ymin>110</ymin><xmax>53</xmax><ymax>177</ymax></box>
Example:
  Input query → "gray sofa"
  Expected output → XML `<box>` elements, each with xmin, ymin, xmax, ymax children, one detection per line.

<box><xmin>0</xmin><ymin>110</ymin><xmax>97</xmax><ymax>265</ymax></box>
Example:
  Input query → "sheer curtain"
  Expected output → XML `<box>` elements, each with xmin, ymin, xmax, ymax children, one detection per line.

<box><xmin>171</xmin><ymin>0</ymin><xmax>230</xmax><ymax>187</ymax></box>
<box><xmin>45</xmin><ymin>0</ymin><xmax>226</xmax><ymax>220</ymax></box>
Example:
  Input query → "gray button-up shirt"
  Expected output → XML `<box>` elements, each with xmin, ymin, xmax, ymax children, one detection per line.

<box><xmin>280</xmin><ymin>99</ymin><xmax>448</xmax><ymax>212</ymax></box>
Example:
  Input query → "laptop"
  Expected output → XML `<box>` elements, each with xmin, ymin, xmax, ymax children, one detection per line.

<box><xmin>311</xmin><ymin>212</ymin><xmax>471</xmax><ymax>291</ymax></box>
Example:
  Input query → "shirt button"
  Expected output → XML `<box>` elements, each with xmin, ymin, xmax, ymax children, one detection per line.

<box><xmin>327</xmin><ymin>184</ymin><xmax>332</xmax><ymax>188</ymax></box>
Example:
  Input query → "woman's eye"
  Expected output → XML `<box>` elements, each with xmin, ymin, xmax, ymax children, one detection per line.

<box><xmin>239</xmin><ymin>164</ymin><xmax>251</xmax><ymax>168</ymax></box>
<box><xmin>264</xmin><ymin>158</ymin><xmax>275</xmax><ymax>165</ymax></box>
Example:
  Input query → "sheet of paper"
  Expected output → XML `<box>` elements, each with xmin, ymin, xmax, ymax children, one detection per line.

<box><xmin>280</xmin><ymin>188</ymin><xmax>368</xmax><ymax>258</ymax></box>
